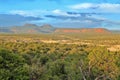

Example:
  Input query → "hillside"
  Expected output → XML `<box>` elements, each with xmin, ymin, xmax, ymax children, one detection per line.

<box><xmin>111</xmin><ymin>30</ymin><xmax>120</xmax><ymax>34</ymax></box>
<box><xmin>0</xmin><ymin>24</ymin><xmax>111</xmax><ymax>34</ymax></box>
<box><xmin>0</xmin><ymin>28</ymin><xmax>13</xmax><ymax>33</ymax></box>
<box><xmin>55</xmin><ymin>28</ymin><xmax>111</xmax><ymax>34</ymax></box>
<box><xmin>0</xmin><ymin>24</ymin><xmax>55</xmax><ymax>34</ymax></box>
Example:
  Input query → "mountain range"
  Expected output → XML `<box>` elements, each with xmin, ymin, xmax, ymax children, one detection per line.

<box><xmin>0</xmin><ymin>24</ymin><xmax>114</xmax><ymax>34</ymax></box>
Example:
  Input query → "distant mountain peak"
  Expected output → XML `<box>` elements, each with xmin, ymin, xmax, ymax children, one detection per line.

<box><xmin>23</xmin><ymin>23</ymin><xmax>38</xmax><ymax>27</ymax></box>
<box><xmin>39</xmin><ymin>24</ymin><xmax>55</xmax><ymax>33</ymax></box>
<box><xmin>41</xmin><ymin>24</ymin><xmax>54</xmax><ymax>29</ymax></box>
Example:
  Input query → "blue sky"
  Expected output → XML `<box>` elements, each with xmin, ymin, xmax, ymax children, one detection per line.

<box><xmin>0</xmin><ymin>0</ymin><xmax>120</xmax><ymax>30</ymax></box>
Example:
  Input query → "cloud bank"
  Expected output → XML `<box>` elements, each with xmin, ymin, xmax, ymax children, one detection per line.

<box><xmin>69</xmin><ymin>3</ymin><xmax>120</xmax><ymax>13</ymax></box>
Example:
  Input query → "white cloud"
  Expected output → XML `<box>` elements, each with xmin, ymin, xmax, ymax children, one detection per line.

<box><xmin>9</xmin><ymin>10</ymin><xmax>47</xmax><ymax>17</ymax></box>
<box><xmin>52</xmin><ymin>9</ymin><xmax>80</xmax><ymax>17</ymax></box>
<box><xmin>99</xmin><ymin>3</ymin><xmax>120</xmax><ymax>9</ymax></box>
<box><xmin>69</xmin><ymin>3</ymin><xmax>120</xmax><ymax>13</ymax></box>
<box><xmin>69</xmin><ymin>3</ymin><xmax>97</xmax><ymax>9</ymax></box>
<box><xmin>52</xmin><ymin>9</ymin><xmax>68</xmax><ymax>15</ymax></box>
<box><xmin>10</xmin><ymin>10</ymin><xmax>31</xmax><ymax>16</ymax></box>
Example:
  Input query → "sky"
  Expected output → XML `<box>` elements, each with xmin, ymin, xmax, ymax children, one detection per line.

<box><xmin>0</xmin><ymin>0</ymin><xmax>120</xmax><ymax>30</ymax></box>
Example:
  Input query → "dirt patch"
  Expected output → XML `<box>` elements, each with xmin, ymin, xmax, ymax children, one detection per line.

<box><xmin>107</xmin><ymin>45</ymin><xmax>120</xmax><ymax>52</ymax></box>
